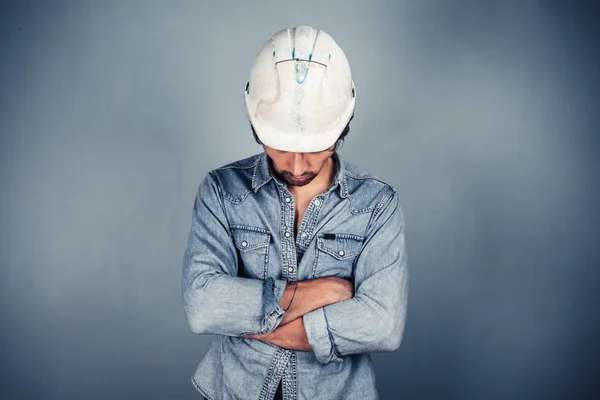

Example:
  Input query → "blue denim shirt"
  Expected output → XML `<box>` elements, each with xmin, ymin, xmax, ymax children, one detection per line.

<box><xmin>182</xmin><ymin>151</ymin><xmax>409</xmax><ymax>400</ymax></box>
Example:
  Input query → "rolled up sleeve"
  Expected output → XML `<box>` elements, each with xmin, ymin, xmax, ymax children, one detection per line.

<box><xmin>303</xmin><ymin>307</ymin><xmax>340</xmax><ymax>363</ymax></box>
<box><xmin>182</xmin><ymin>172</ymin><xmax>287</xmax><ymax>336</ymax></box>
<box><xmin>303</xmin><ymin>189</ymin><xmax>409</xmax><ymax>364</ymax></box>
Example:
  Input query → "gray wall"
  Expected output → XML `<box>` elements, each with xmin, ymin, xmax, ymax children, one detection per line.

<box><xmin>1</xmin><ymin>1</ymin><xmax>598</xmax><ymax>399</ymax></box>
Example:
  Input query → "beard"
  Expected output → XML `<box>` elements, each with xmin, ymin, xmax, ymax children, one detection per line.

<box><xmin>276</xmin><ymin>170</ymin><xmax>318</xmax><ymax>187</ymax></box>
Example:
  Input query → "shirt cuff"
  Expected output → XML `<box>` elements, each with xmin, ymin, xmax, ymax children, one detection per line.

<box><xmin>260</xmin><ymin>278</ymin><xmax>287</xmax><ymax>334</ymax></box>
<box><xmin>303</xmin><ymin>307</ymin><xmax>343</xmax><ymax>364</ymax></box>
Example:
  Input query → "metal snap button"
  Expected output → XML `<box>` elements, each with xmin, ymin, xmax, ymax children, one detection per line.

<box><xmin>338</xmin><ymin>250</ymin><xmax>345</xmax><ymax>256</ymax></box>
<box><xmin>285</xmin><ymin>232</ymin><xmax>291</xmax><ymax>238</ymax></box>
<box><xmin>288</xmin><ymin>266</ymin><xmax>294</xmax><ymax>272</ymax></box>
<box><xmin>241</xmin><ymin>241</ymin><xmax>248</xmax><ymax>247</ymax></box>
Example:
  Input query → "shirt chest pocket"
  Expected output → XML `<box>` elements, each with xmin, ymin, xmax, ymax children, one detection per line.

<box><xmin>231</xmin><ymin>225</ymin><xmax>271</xmax><ymax>280</ymax></box>
<box><xmin>312</xmin><ymin>233</ymin><xmax>364</xmax><ymax>279</ymax></box>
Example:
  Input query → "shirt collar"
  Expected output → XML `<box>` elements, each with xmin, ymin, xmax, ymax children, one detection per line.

<box><xmin>251</xmin><ymin>151</ymin><xmax>348</xmax><ymax>198</ymax></box>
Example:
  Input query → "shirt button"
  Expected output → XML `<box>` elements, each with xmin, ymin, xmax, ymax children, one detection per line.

<box><xmin>241</xmin><ymin>241</ymin><xmax>248</xmax><ymax>247</ymax></box>
<box><xmin>301</xmin><ymin>233</ymin><xmax>308</xmax><ymax>239</ymax></box>
<box><xmin>288</xmin><ymin>267</ymin><xmax>294</xmax><ymax>272</ymax></box>
<box><xmin>285</xmin><ymin>197</ymin><xmax>291</xmax><ymax>203</ymax></box>
<box><xmin>338</xmin><ymin>250</ymin><xmax>345</xmax><ymax>256</ymax></box>
<box><xmin>314</xmin><ymin>199</ymin><xmax>321</xmax><ymax>206</ymax></box>
<box><xmin>285</xmin><ymin>232</ymin><xmax>291</xmax><ymax>238</ymax></box>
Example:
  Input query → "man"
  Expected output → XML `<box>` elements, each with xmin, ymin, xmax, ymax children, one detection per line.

<box><xmin>182</xmin><ymin>26</ymin><xmax>409</xmax><ymax>400</ymax></box>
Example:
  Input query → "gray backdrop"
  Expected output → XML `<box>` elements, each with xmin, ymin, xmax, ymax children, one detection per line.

<box><xmin>1</xmin><ymin>1</ymin><xmax>598</xmax><ymax>399</ymax></box>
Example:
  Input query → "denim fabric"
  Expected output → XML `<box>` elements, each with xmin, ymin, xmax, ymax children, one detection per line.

<box><xmin>182</xmin><ymin>151</ymin><xmax>409</xmax><ymax>400</ymax></box>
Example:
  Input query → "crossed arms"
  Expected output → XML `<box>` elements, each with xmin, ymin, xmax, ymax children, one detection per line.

<box><xmin>240</xmin><ymin>277</ymin><xmax>355</xmax><ymax>351</ymax></box>
<box><xmin>182</xmin><ymin>173</ymin><xmax>408</xmax><ymax>364</ymax></box>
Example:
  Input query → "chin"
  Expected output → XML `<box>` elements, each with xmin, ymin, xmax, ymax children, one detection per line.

<box><xmin>286</xmin><ymin>178</ymin><xmax>314</xmax><ymax>187</ymax></box>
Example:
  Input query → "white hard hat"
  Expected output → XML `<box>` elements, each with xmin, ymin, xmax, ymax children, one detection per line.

<box><xmin>244</xmin><ymin>26</ymin><xmax>356</xmax><ymax>152</ymax></box>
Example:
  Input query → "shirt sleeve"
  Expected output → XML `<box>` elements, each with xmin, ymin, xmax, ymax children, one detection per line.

<box><xmin>303</xmin><ymin>189</ymin><xmax>409</xmax><ymax>364</ymax></box>
<box><xmin>182</xmin><ymin>172</ymin><xmax>287</xmax><ymax>336</ymax></box>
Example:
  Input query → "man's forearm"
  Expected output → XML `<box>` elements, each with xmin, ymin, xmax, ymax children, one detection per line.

<box><xmin>244</xmin><ymin>316</ymin><xmax>312</xmax><ymax>351</ymax></box>
<box><xmin>278</xmin><ymin>277</ymin><xmax>353</xmax><ymax>325</ymax></box>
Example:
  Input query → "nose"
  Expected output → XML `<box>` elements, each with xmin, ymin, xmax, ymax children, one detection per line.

<box><xmin>290</xmin><ymin>153</ymin><xmax>308</xmax><ymax>176</ymax></box>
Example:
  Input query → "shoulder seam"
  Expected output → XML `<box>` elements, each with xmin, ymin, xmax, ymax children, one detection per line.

<box><xmin>346</xmin><ymin>171</ymin><xmax>395</xmax><ymax>191</ymax></box>
<box><xmin>207</xmin><ymin>170</ymin><xmax>225</xmax><ymax>206</ymax></box>
<box><xmin>373</xmin><ymin>187</ymin><xmax>397</xmax><ymax>220</ymax></box>
<box><xmin>209</xmin><ymin>166</ymin><xmax>254</xmax><ymax>205</ymax></box>
<box><xmin>214</xmin><ymin>155</ymin><xmax>261</xmax><ymax>171</ymax></box>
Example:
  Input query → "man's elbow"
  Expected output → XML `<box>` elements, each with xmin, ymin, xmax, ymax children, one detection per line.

<box><xmin>182</xmin><ymin>277</ymin><xmax>214</xmax><ymax>334</ymax></box>
<box><xmin>383</xmin><ymin>330</ymin><xmax>403</xmax><ymax>352</ymax></box>
<box><xmin>380</xmin><ymin>318</ymin><xmax>405</xmax><ymax>352</ymax></box>
<box><xmin>187</xmin><ymin>318</ymin><xmax>206</xmax><ymax>335</ymax></box>
<box><xmin>183</xmin><ymin>294</ymin><xmax>213</xmax><ymax>335</ymax></box>
<box><xmin>184</xmin><ymin>306</ymin><xmax>209</xmax><ymax>334</ymax></box>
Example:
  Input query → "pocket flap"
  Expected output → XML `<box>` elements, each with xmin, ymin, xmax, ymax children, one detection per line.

<box><xmin>317</xmin><ymin>233</ymin><xmax>364</xmax><ymax>260</ymax></box>
<box><xmin>231</xmin><ymin>226</ymin><xmax>271</xmax><ymax>252</ymax></box>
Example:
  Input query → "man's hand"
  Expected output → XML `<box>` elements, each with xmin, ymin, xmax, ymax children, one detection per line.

<box><xmin>242</xmin><ymin>317</ymin><xmax>312</xmax><ymax>352</ymax></box>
